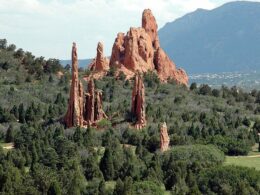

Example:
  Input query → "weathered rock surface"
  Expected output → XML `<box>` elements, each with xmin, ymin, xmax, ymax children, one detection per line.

<box><xmin>109</xmin><ymin>9</ymin><xmax>189</xmax><ymax>85</ymax></box>
<box><xmin>64</xmin><ymin>43</ymin><xmax>84</xmax><ymax>128</ymax></box>
<box><xmin>154</xmin><ymin>48</ymin><xmax>189</xmax><ymax>85</ymax></box>
<box><xmin>131</xmin><ymin>74</ymin><xmax>146</xmax><ymax>129</ymax></box>
<box><xmin>160</xmin><ymin>122</ymin><xmax>170</xmax><ymax>152</ymax></box>
<box><xmin>87</xmin><ymin>42</ymin><xmax>109</xmax><ymax>80</ymax></box>
<box><xmin>64</xmin><ymin>43</ymin><xmax>107</xmax><ymax>128</ymax></box>
<box><xmin>89</xmin><ymin>42</ymin><xmax>109</xmax><ymax>72</ymax></box>
<box><xmin>84</xmin><ymin>79</ymin><xmax>107</xmax><ymax>125</ymax></box>
<box><xmin>142</xmin><ymin>9</ymin><xmax>160</xmax><ymax>50</ymax></box>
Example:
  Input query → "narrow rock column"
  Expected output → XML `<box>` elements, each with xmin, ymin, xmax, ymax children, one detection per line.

<box><xmin>84</xmin><ymin>79</ymin><xmax>107</xmax><ymax>125</ymax></box>
<box><xmin>84</xmin><ymin>79</ymin><xmax>95</xmax><ymax>124</ymax></box>
<box><xmin>160</xmin><ymin>122</ymin><xmax>170</xmax><ymax>152</ymax></box>
<box><xmin>131</xmin><ymin>74</ymin><xmax>146</xmax><ymax>129</ymax></box>
<box><xmin>94</xmin><ymin>90</ymin><xmax>108</xmax><ymax>121</ymax></box>
<box><xmin>64</xmin><ymin>42</ymin><xmax>84</xmax><ymax>127</ymax></box>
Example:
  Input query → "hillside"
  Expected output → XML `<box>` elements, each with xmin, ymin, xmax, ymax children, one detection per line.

<box><xmin>60</xmin><ymin>59</ymin><xmax>92</xmax><ymax>69</ymax></box>
<box><xmin>1</xmin><ymin>39</ymin><xmax>260</xmax><ymax>194</ymax></box>
<box><xmin>159</xmin><ymin>1</ymin><xmax>260</xmax><ymax>74</ymax></box>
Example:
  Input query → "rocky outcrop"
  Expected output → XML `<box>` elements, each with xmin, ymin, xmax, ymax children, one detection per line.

<box><xmin>109</xmin><ymin>9</ymin><xmax>189</xmax><ymax>86</ymax></box>
<box><xmin>84</xmin><ymin>79</ymin><xmax>107</xmax><ymax>125</ymax></box>
<box><xmin>154</xmin><ymin>48</ymin><xmax>189</xmax><ymax>85</ymax></box>
<box><xmin>142</xmin><ymin>9</ymin><xmax>160</xmax><ymax>50</ymax></box>
<box><xmin>89</xmin><ymin>42</ymin><xmax>109</xmax><ymax>72</ymax></box>
<box><xmin>160</xmin><ymin>122</ymin><xmax>170</xmax><ymax>152</ymax></box>
<box><xmin>64</xmin><ymin>43</ymin><xmax>84</xmax><ymax>128</ymax></box>
<box><xmin>87</xmin><ymin>42</ymin><xmax>109</xmax><ymax>80</ymax></box>
<box><xmin>131</xmin><ymin>74</ymin><xmax>146</xmax><ymax>129</ymax></box>
<box><xmin>64</xmin><ymin>43</ymin><xmax>107</xmax><ymax>128</ymax></box>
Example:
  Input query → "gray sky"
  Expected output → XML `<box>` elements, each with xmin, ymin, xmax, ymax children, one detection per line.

<box><xmin>0</xmin><ymin>0</ymin><xmax>256</xmax><ymax>59</ymax></box>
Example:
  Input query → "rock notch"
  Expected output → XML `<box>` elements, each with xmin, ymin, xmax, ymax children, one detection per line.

<box><xmin>109</xmin><ymin>9</ymin><xmax>189</xmax><ymax>85</ymax></box>
<box><xmin>64</xmin><ymin>42</ymin><xmax>84</xmax><ymax>128</ymax></box>
<box><xmin>131</xmin><ymin>74</ymin><xmax>146</xmax><ymax>129</ymax></box>
<box><xmin>160</xmin><ymin>122</ymin><xmax>170</xmax><ymax>152</ymax></box>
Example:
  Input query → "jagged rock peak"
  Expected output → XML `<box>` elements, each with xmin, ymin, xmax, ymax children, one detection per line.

<box><xmin>142</xmin><ymin>9</ymin><xmax>160</xmax><ymax>49</ymax></box>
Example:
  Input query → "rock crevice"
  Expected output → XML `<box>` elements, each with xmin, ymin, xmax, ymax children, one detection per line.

<box><xmin>131</xmin><ymin>74</ymin><xmax>146</xmax><ymax>129</ymax></box>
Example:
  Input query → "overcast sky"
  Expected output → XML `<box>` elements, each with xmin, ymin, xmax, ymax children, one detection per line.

<box><xmin>0</xmin><ymin>0</ymin><xmax>255</xmax><ymax>59</ymax></box>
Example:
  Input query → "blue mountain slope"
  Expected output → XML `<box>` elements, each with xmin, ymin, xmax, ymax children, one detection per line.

<box><xmin>159</xmin><ymin>1</ymin><xmax>260</xmax><ymax>74</ymax></box>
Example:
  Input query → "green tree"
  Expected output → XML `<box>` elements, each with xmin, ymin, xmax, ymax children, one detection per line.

<box><xmin>100</xmin><ymin>148</ymin><xmax>115</xmax><ymax>180</ymax></box>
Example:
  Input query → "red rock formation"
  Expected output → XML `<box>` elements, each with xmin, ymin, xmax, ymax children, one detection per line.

<box><xmin>142</xmin><ymin>9</ymin><xmax>160</xmax><ymax>49</ymax></box>
<box><xmin>160</xmin><ymin>122</ymin><xmax>170</xmax><ymax>152</ymax></box>
<box><xmin>89</xmin><ymin>42</ymin><xmax>109</xmax><ymax>72</ymax></box>
<box><xmin>109</xmin><ymin>9</ymin><xmax>189</xmax><ymax>86</ymax></box>
<box><xmin>64</xmin><ymin>43</ymin><xmax>107</xmax><ymax>128</ymax></box>
<box><xmin>95</xmin><ymin>90</ymin><xmax>108</xmax><ymax>121</ymax></box>
<box><xmin>131</xmin><ymin>74</ymin><xmax>146</xmax><ymax>129</ymax></box>
<box><xmin>64</xmin><ymin>42</ymin><xmax>84</xmax><ymax>128</ymax></box>
<box><xmin>87</xmin><ymin>42</ymin><xmax>109</xmax><ymax>81</ymax></box>
<box><xmin>84</xmin><ymin>79</ymin><xmax>107</xmax><ymax>125</ymax></box>
<box><xmin>154</xmin><ymin>48</ymin><xmax>189</xmax><ymax>85</ymax></box>
<box><xmin>84</xmin><ymin>79</ymin><xmax>95</xmax><ymax>124</ymax></box>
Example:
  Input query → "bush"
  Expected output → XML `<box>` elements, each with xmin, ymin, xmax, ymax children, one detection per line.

<box><xmin>132</xmin><ymin>181</ymin><xmax>164</xmax><ymax>195</ymax></box>
<box><xmin>198</xmin><ymin>166</ymin><xmax>260</xmax><ymax>194</ymax></box>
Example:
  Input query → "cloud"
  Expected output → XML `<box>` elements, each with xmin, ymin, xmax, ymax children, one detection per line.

<box><xmin>0</xmin><ymin>0</ymin><xmax>231</xmax><ymax>59</ymax></box>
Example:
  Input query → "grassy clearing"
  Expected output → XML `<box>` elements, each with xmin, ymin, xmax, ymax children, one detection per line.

<box><xmin>105</xmin><ymin>181</ymin><xmax>116</xmax><ymax>191</ymax></box>
<box><xmin>225</xmin><ymin>143</ymin><xmax>260</xmax><ymax>170</ymax></box>
<box><xmin>225</xmin><ymin>156</ymin><xmax>260</xmax><ymax>170</ymax></box>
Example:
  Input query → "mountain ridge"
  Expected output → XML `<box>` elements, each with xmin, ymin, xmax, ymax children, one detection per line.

<box><xmin>159</xmin><ymin>1</ymin><xmax>260</xmax><ymax>74</ymax></box>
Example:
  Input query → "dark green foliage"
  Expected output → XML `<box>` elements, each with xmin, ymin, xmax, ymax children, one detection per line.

<box><xmin>1</xmin><ymin>38</ymin><xmax>260</xmax><ymax>194</ymax></box>
<box><xmin>198</xmin><ymin>166</ymin><xmax>260</xmax><ymax>195</ymax></box>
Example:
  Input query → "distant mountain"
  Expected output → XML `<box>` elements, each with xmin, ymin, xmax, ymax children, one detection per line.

<box><xmin>60</xmin><ymin>59</ymin><xmax>92</xmax><ymax>68</ymax></box>
<box><xmin>159</xmin><ymin>1</ymin><xmax>260</xmax><ymax>74</ymax></box>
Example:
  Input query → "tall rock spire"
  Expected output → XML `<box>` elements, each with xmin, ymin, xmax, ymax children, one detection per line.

<box><xmin>64</xmin><ymin>42</ymin><xmax>84</xmax><ymax>127</ymax></box>
<box><xmin>131</xmin><ymin>74</ymin><xmax>146</xmax><ymax>129</ymax></box>
<box><xmin>160</xmin><ymin>122</ymin><xmax>170</xmax><ymax>152</ymax></box>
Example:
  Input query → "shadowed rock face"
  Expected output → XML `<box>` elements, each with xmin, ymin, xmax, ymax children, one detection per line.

<box><xmin>131</xmin><ymin>74</ymin><xmax>146</xmax><ymax>129</ymax></box>
<box><xmin>109</xmin><ymin>9</ymin><xmax>189</xmax><ymax>85</ymax></box>
<box><xmin>64</xmin><ymin>43</ymin><xmax>107</xmax><ymax>128</ymax></box>
<box><xmin>64</xmin><ymin>43</ymin><xmax>84</xmax><ymax>128</ymax></box>
<box><xmin>160</xmin><ymin>122</ymin><xmax>170</xmax><ymax>152</ymax></box>
<box><xmin>84</xmin><ymin>79</ymin><xmax>107</xmax><ymax>125</ymax></box>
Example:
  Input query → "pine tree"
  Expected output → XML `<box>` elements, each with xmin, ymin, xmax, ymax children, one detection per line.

<box><xmin>5</xmin><ymin>124</ymin><xmax>15</xmax><ymax>142</ymax></box>
<box><xmin>18</xmin><ymin>103</ymin><xmax>25</xmax><ymax>123</ymax></box>
<box><xmin>100</xmin><ymin>148</ymin><xmax>115</xmax><ymax>180</ymax></box>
